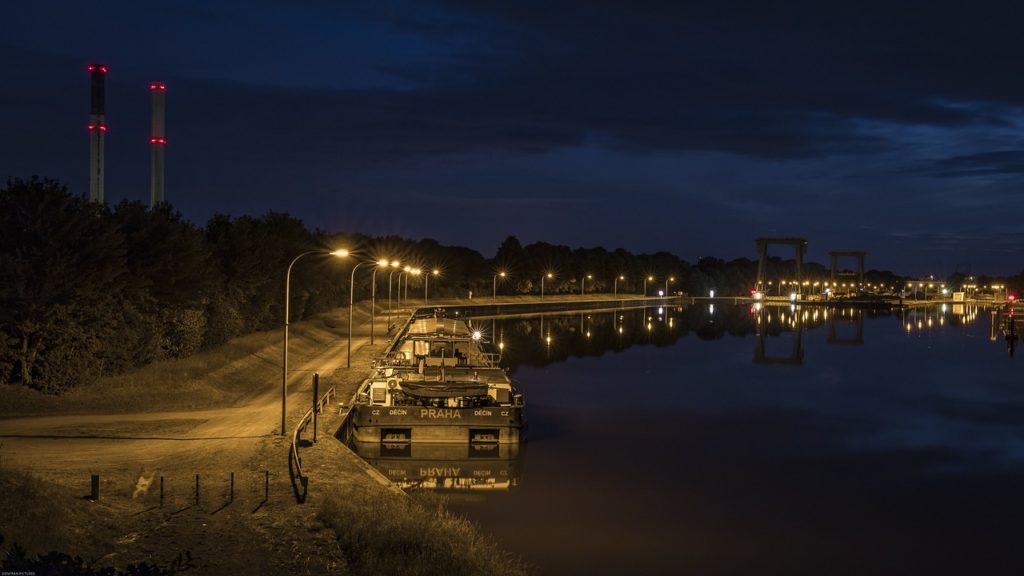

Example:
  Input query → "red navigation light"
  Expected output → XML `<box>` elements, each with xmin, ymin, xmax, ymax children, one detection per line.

<box><xmin>87</xmin><ymin>124</ymin><xmax>95</xmax><ymax>131</ymax></box>
<box><xmin>1010</xmin><ymin>294</ymin><xmax>1017</xmax><ymax>302</ymax></box>
<box><xmin>99</xmin><ymin>66</ymin><xmax>108</xmax><ymax>73</ymax></box>
<box><xmin>149</xmin><ymin>83</ymin><xmax>166</xmax><ymax>91</ymax></box>
<box><xmin>149</xmin><ymin>137</ymin><xmax>167</xmax><ymax>145</ymax></box>
<box><xmin>87</xmin><ymin>65</ymin><xmax>95</xmax><ymax>72</ymax></box>
<box><xmin>98</xmin><ymin>125</ymin><xmax>107</xmax><ymax>132</ymax></box>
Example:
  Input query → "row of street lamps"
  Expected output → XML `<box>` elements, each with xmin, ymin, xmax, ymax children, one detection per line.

<box><xmin>282</xmin><ymin>251</ymin><xmax>441</xmax><ymax>434</ymax></box>
<box><xmin>491</xmin><ymin>271</ymin><xmax>677</xmax><ymax>297</ymax></box>
<box><xmin>282</xmin><ymin>252</ymin><xmax>682</xmax><ymax>434</ymax></box>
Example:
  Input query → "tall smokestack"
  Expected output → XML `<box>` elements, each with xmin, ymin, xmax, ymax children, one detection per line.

<box><xmin>87</xmin><ymin>63</ymin><xmax>107</xmax><ymax>204</ymax></box>
<box><xmin>149</xmin><ymin>82</ymin><xmax>166</xmax><ymax>207</ymax></box>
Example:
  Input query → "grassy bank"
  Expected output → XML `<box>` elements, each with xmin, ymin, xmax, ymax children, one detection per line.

<box><xmin>0</xmin><ymin>309</ymin><xmax>350</xmax><ymax>417</ymax></box>
<box><xmin>0</xmin><ymin>469</ymin><xmax>122</xmax><ymax>561</ymax></box>
<box><xmin>318</xmin><ymin>485</ymin><xmax>528</xmax><ymax>576</ymax></box>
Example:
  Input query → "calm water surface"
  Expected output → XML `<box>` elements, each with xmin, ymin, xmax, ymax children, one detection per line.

<box><xmin>381</xmin><ymin>304</ymin><xmax>1024</xmax><ymax>575</ymax></box>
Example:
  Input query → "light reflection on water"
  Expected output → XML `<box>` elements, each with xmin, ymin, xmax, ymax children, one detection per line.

<box><xmin>370</xmin><ymin>304</ymin><xmax>1024</xmax><ymax>575</ymax></box>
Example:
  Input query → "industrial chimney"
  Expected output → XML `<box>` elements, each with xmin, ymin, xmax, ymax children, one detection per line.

<box><xmin>87</xmin><ymin>63</ymin><xmax>107</xmax><ymax>204</ymax></box>
<box><xmin>149</xmin><ymin>82</ymin><xmax>166</xmax><ymax>207</ymax></box>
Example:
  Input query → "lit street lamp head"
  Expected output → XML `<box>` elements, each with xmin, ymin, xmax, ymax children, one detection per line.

<box><xmin>330</xmin><ymin>249</ymin><xmax>350</xmax><ymax>257</ymax></box>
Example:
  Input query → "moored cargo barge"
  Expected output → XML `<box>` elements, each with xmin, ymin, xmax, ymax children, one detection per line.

<box><xmin>348</xmin><ymin>314</ymin><xmax>524</xmax><ymax>445</ymax></box>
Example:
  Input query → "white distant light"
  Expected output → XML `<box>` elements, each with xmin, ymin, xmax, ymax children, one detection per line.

<box><xmin>709</xmin><ymin>290</ymin><xmax>715</xmax><ymax>298</ymax></box>
<box><xmin>472</xmin><ymin>330</ymin><xmax>482</xmax><ymax>340</ymax></box>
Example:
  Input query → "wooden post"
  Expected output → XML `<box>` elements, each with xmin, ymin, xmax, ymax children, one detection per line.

<box><xmin>195</xmin><ymin>473</ymin><xmax>200</xmax><ymax>506</ymax></box>
<box><xmin>90</xmin><ymin>474</ymin><xmax>99</xmax><ymax>500</ymax></box>
<box><xmin>312</xmin><ymin>372</ymin><xmax>320</xmax><ymax>444</ymax></box>
<box><xmin>160</xmin><ymin>476</ymin><xmax>164</xmax><ymax>508</ymax></box>
<box><xmin>230</xmin><ymin>472</ymin><xmax>234</xmax><ymax>502</ymax></box>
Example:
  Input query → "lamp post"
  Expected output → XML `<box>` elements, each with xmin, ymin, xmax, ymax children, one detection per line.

<box><xmin>347</xmin><ymin>259</ymin><xmax>376</xmax><ymax>368</ymax></box>
<box><xmin>493</xmin><ymin>271</ymin><xmax>506</xmax><ymax>299</ymax></box>
<box><xmin>405</xmin><ymin>268</ymin><xmax>418</xmax><ymax>300</ymax></box>
<box><xmin>614</xmin><ymin>275</ymin><xmax>624</xmax><ymax>297</ymax></box>
<box><xmin>397</xmin><ymin>266</ymin><xmax>411</xmax><ymax>312</ymax></box>
<box><xmin>582</xmin><ymin>274</ymin><xmax>592</xmax><ymax>295</ymax></box>
<box><xmin>369</xmin><ymin>260</ymin><xmax>388</xmax><ymax>345</ymax></box>
<box><xmin>425</xmin><ymin>269</ymin><xmax>439</xmax><ymax>304</ymax></box>
<box><xmin>410</xmin><ymin>268</ymin><xmax>421</xmax><ymax>302</ymax></box>
<box><xmin>387</xmin><ymin>261</ymin><xmax>400</xmax><ymax>334</ymax></box>
<box><xmin>282</xmin><ymin>249</ymin><xmax>348</xmax><ymax>435</ymax></box>
<box><xmin>664</xmin><ymin>276</ymin><xmax>675</xmax><ymax>296</ymax></box>
<box><xmin>643</xmin><ymin>275</ymin><xmax>653</xmax><ymax>296</ymax></box>
<box><xmin>541</xmin><ymin>272</ymin><xmax>553</xmax><ymax>298</ymax></box>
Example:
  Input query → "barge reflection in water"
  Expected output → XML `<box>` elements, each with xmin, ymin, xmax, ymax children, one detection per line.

<box><xmin>348</xmin><ymin>440</ymin><xmax>522</xmax><ymax>491</ymax></box>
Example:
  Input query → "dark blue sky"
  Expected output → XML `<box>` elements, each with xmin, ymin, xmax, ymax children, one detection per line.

<box><xmin>4</xmin><ymin>1</ymin><xmax>1024</xmax><ymax>274</ymax></box>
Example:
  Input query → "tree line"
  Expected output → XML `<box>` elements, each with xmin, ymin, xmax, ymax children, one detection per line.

<box><xmin>1</xmin><ymin>177</ymin><xmax>1011</xmax><ymax>393</ymax></box>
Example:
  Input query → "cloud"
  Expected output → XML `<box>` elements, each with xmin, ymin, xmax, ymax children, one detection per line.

<box><xmin>929</xmin><ymin>150</ymin><xmax>1024</xmax><ymax>178</ymax></box>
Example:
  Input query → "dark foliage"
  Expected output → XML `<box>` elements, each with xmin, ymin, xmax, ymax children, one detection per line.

<box><xmin>1</xmin><ymin>533</ymin><xmax>191</xmax><ymax>575</ymax></box>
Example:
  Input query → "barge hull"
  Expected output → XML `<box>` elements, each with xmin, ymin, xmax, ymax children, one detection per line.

<box><xmin>349</xmin><ymin>406</ymin><xmax>524</xmax><ymax>444</ymax></box>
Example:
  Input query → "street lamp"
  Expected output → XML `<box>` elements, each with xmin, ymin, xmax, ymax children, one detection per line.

<box><xmin>664</xmin><ymin>276</ymin><xmax>675</xmax><ymax>296</ymax></box>
<box><xmin>282</xmin><ymin>248</ymin><xmax>348</xmax><ymax>435</ymax></box>
<box><xmin>397</xmin><ymin>266</ymin><xmax>412</xmax><ymax>311</ymax></box>
<box><xmin>347</xmin><ymin>258</ymin><xmax>386</xmax><ymax>368</ymax></box>
<box><xmin>411</xmin><ymin>268</ymin><xmax>421</xmax><ymax>302</ymax></box>
<box><xmin>369</xmin><ymin>259</ymin><xmax>388</xmax><ymax>345</ymax></box>
<box><xmin>643</xmin><ymin>275</ymin><xmax>653</xmax><ymax>296</ymax></box>
<box><xmin>582</xmin><ymin>274</ymin><xmax>592</xmax><ymax>295</ymax></box>
<box><xmin>387</xmin><ymin>261</ymin><xmax>401</xmax><ymax>334</ymax></box>
<box><xmin>425</xmin><ymin>268</ymin><xmax>439</xmax><ymax>304</ymax></box>
<box><xmin>493</xmin><ymin>271</ymin><xmax>506</xmax><ymax>299</ymax></box>
<box><xmin>541</xmin><ymin>272</ymin><xmax>553</xmax><ymax>298</ymax></box>
<box><xmin>406</xmin><ymin>268</ymin><xmax>419</xmax><ymax>301</ymax></box>
<box><xmin>614</xmin><ymin>275</ymin><xmax>625</xmax><ymax>297</ymax></box>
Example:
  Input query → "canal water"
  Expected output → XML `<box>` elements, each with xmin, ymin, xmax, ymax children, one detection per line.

<box><xmin>378</xmin><ymin>304</ymin><xmax>1024</xmax><ymax>575</ymax></box>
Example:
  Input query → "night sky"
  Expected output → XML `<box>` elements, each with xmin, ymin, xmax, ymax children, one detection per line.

<box><xmin>4</xmin><ymin>1</ymin><xmax>1023</xmax><ymax>274</ymax></box>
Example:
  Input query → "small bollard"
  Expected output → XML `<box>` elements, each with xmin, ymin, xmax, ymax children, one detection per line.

<box><xmin>160</xmin><ymin>476</ymin><xmax>164</xmax><ymax>508</ymax></box>
<box><xmin>90</xmin><ymin>474</ymin><xmax>100</xmax><ymax>500</ymax></box>
<box><xmin>230</xmin><ymin>472</ymin><xmax>234</xmax><ymax>502</ymax></box>
<box><xmin>195</xmin><ymin>474</ymin><xmax>200</xmax><ymax>506</ymax></box>
<box><xmin>312</xmin><ymin>373</ymin><xmax>320</xmax><ymax>444</ymax></box>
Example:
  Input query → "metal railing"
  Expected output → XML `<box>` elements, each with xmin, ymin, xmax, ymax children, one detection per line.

<box><xmin>289</xmin><ymin>383</ymin><xmax>335</xmax><ymax>503</ymax></box>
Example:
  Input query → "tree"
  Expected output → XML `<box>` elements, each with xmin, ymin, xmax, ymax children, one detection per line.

<box><xmin>0</xmin><ymin>178</ymin><xmax>129</xmax><ymax>391</ymax></box>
